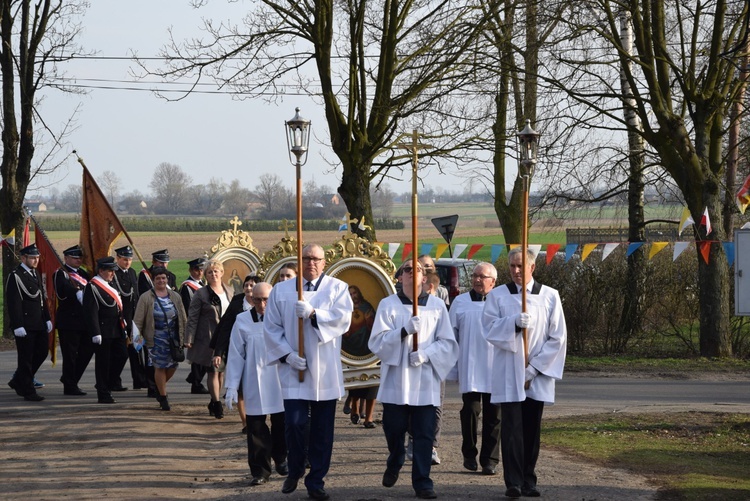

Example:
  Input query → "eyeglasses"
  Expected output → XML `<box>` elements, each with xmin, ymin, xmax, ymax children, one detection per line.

<box><xmin>402</xmin><ymin>266</ymin><xmax>423</xmax><ymax>273</ymax></box>
<box><xmin>471</xmin><ymin>274</ymin><xmax>495</xmax><ymax>280</ymax></box>
<box><xmin>302</xmin><ymin>256</ymin><xmax>324</xmax><ymax>263</ymax></box>
<box><xmin>253</xmin><ymin>297</ymin><xmax>269</xmax><ymax>303</ymax></box>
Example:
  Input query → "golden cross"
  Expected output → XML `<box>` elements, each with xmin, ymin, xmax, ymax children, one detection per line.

<box><xmin>230</xmin><ymin>216</ymin><xmax>242</xmax><ymax>232</ymax></box>
<box><xmin>279</xmin><ymin>218</ymin><xmax>295</xmax><ymax>238</ymax></box>
<box><xmin>346</xmin><ymin>212</ymin><xmax>357</xmax><ymax>229</ymax></box>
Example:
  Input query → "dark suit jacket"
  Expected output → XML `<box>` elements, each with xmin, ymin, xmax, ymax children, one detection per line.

<box><xmin>179</xmin><ymin>279</ymin><xmax>202</xmax><ymax>313</ymax></box>
<box><xmin>83</xmin><ymin>280</ymin><xmax>125</xmax><ymax>340</ymax></box>
<box><xmin>54</xmin><ymin>265</ymin><xmax>91</xmax><ymax>330</ymax></box>
<box><xmin>5</xmin><ymin>265</ymin><xmax>50</xmax><ymax>331</ymax></box>
<box><xmin>113</xmin><ymin>266</ymin><xmax>139</xmax><ymax>332</ymax></box>
<box><xmin>210</xmin><ymin>293</ymin><xmax>246</xmax><ymax>357</ymax></box>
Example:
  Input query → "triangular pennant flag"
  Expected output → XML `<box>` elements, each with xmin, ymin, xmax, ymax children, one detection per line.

<box><xmin>401</xmin><ymin>243</ymin><xmax>413</xmax><ymax>262</ymax></box>
<box><xmin>453</xmin><ymin>243</ymin><xmax>468</xmax><ymax>259</ymax></box>
<box><xmin>467</xmin><ymin>244</ymin><xmax>483</xmax><ymax>260</ymax></box>
<box><xmin>678</xmin><ymin>207</ymin><xmax>694</xmax><ymax>236</ymax></box>
<box><xmin>435</xmin><ymin>243</ymin><xmax>449</xmax><ymax>259</ymax></box>
<box><xmin>338</xmin><ymin>222</ymin><xmax>348</xmax><ymax>231</ymax></box>
<box><xmin>529</xmin><ymin>244</ymin><xmax>542</xmax><ymax>258</ymax></box>
<box><xmin>723</xmin><ymin>242</ymin><xmax>735</xmax><ymax>267</ymax></box>
<box><xmin>545</xmin><ymin>244</ymin><xmax>561</xmax><ymax>264</ymax></box>
<box><xmin>421</xmin><ymin>243</ymin><xmax>434</xmax><ymax>257</ymax></box>
<box><xmin>700</xmin><ymin>207</ymin><xmax>712</xmax><ymax>235</ymax></box>
<box><xmin>736</xmin><ymin>174</ymin><xmax>750</xmax><ymax>214</ymax></box>
<box><xmin>626</xmin><ymin>242</ymin><xmax>644</xmax><ymax>257</ymax></box>
<box><xmin>565</xmin><ymin>244</ymin><xmax>578</xmax><ymax>262</ymax></box>
<box><xmin>602</xmin><ymin>243</ymin><xmax>619</xmax><ymax>261</ymax></box>
<box><xmin>699</xmin><ymin>241</ymin><xmax>711</xmax><ymax>264</ymax></box>
<box><xmin>387</xmin><ymin>243</ymin><xmax>400</xmax><ymax>260</ymax></box>
<box><xmin>374</xmin><ymin>241</ymin><xmax>384</xmax><ymax>250</ymax></box>
<box><xmin>673</xmin><ymin>241</ymin><xmax>690</xmax><ymax>261</ymax></box>
<box><xmin>490</xmin><ymin>244</ymin><xmax>503</xmax><ymax>264</ymax></box>
<box><xmin>648</xmin><ymin>242</ymin><xmax>669</xmax><ymax>260</ymax></box>
<box><xmin>581</xmin><ymin>243</ymin><xmax>598</xmax><ymax>262</ymax></box>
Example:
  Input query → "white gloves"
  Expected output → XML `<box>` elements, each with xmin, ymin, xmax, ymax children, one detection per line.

<box><xmin>46</xmin><ymin>321</ymin><xmax>53</xmax><ymax>333</ymax></box>
<box><xmin>288</xmin><ymin>352</ymin><xmax>307</xmax><ymax>371</ymax></box>
<box><xmin>525</xmin><ymin>365</ymin><xmax>539</xmax><ymax>383</ymax></box>
<box><xmin>516</xmin><ymin>312</ymin><xmax>531</xmax><ymax>329</ymax></box>
<box><xmin>295</xmin><ymin>300</ymin><xmax>315</xmax><ymax>319</ymax></box>
<box><xmin>405</xmin><ymin>316</ymin><xmax>421</xmax><ymax>334</ymax></box>
<box><xmin>13</xmin><ymin>327</ymin><xmax>27</xmax><ymax>338</ymax></box>
<box><xmin>92</xmin><ymin>335</ymin><xmax>102</xmax><ymax>345</ymax></box>
<box><xmin>76</xmin><ymin>290</ymin><xmax>84</xmax><ymax>304</ymax></box>
<box><xmin>409</xmin><ymin>349</ymin><xmax>429</xmax><ymax>367</ymax></box>
<box><xmin>225</xmin><ymin>388</ymin><xmax>238</xmax><ymax>411</ymax></box>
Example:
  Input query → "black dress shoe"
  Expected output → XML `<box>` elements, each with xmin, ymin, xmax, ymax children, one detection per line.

<box><xmin>281</xmin><ymin>476</ymin><xmax>299</xmax><ymax>494</ymax></box>
<box><xmin>98</xmin><ymin>395</ymin><xmax>117</xmax><ymax>404</ymax></box>
<box><xmin>147</xmin><ymin>388</ymin><xmax>158</xmax><ymax>398</ymax></box>
<box><xmin>415</xmin><ymin>489</ymin><xmax>438</xmax><ymax>499</ymax></box>
<box><xmin>8</xmin><ymin>379</ymin><xmax>24</xmax><ymax>397</ymax></box>
<box><xmin>505</xmin><ymin>486</ymin><xmax>522</xmax><ymax>499</ymax></box>
<box><xmin>24</xmin><ymin>393</ymin><xmax>45</xmax><ymax>402</ymax></box>
<box><xmin>521</xmin><ymin>485</ymin><xmax>541</xmax><ymax>497</ymax></box>
<box><xmin>275</xmin><ymin>460</ymin><xmax>289</xmax><ymax>476</ymax></box>
<box><xmin>111</xmin><ymin>385</ymin><xmax>128</xmax><ymax>392</ymax></box>
<box><xmin>382</xmin><ymin>470</ymin><xmax>399</xmax><ymax>487</ymax></box>
<box><xmin>191</xmin><ymin>384</ymin><xmax>210</xmax><ymax>394</ymax></box>
<box><xmin>64</xmin><ymin>387</ymin><xmax>87</xmax><ymax>396</ymax></box>
<box><xmin>307</xmin><ymin>488</ymin><xmax>330</xmax><ymax>500</ymax></box>
<box><xmin>463</xmin><ymin>457</ymin><xmax>478</xmax><ymax>471</ymax></box>
<box><xmin>250</xmin><ymin>476</ymin><xmax>268</xmax><ymax>486</ymax></box>
<box><xmin>481</xmin><ymin>465</ymin><xmax>497</xmax><ymax>475</ymax></box>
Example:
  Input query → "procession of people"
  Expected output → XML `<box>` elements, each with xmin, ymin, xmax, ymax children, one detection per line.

<box><xmin>4</xmin><ymin>236</ymin><xmax>566</xmax><ymax>500</ymax></box>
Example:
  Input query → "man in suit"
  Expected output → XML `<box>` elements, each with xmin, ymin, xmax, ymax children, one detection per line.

<box><xmin>6</xmin><ymin>243</ymin><xmax>53</xmax><ymax>402</ymax></box>
<box><xmin>54</xmin><ymin>245</ymin><xmax>93</xmax><ymax>396</ymax></box>
<box><xmin>137</xmin><ymin>248</ymin><xmax>176</xmax><ymax>397</ymax></box>
<box><xmin>111</xmin><ymin>245</ymin><xmax>144</xmax><ymax>390</ymax></box>
<box><xmin>180</xmin><ymin>257</ymin><xmax>209</xmax><ymax>394</ymax></box>
<box><xmin>84</xmin><ymin>256</ymin><xmax>127</xmax><ymax>404</ymax></box>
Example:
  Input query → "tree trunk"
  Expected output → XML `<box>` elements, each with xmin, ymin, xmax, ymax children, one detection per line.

<box><xmin>337</xmin><ymin>162</ymin><xmax>375</xmax><ymax>243</ymax></box>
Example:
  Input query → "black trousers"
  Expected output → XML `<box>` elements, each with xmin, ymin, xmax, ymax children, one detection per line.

<box><xmin>13</xmin><ymin>329</ymin><xmax>49</xmax><ymax>396</ymax></box>
<box><xmin>108</xmin><ymin>337</ymin><xmax>130</xmax><ymax>388</ymax></box>
<box><xmin>186</xmin><ymin>363</ymin><xmax>207</xmax><ymax>387</ymax></box>
<box><xmin>460</xmin><ymin>392</ymin><xmax>501</xmax><ymax>468</ymax></box>
<box><xmin>500</xmin><ymin>398</ymin><xmax>545</xmax><ymax>490</ymax></box>
<box><xmin>58</xmin><ymin>328</ymin><xmax>94</xmax><ymax>389</ymax></box>
<box><xmin>127</xmin><ymin>343</ymin><xmax>148</xmax><ymax>389</ymax></box>
<box><xmin>93</xmin><ymin>337</ymin><xmax>127</xmax><ymax>396</ymax></box>
<box><xmin>246</xmin><ymin>412</ymin><xmax>287</xmax><ymax>479</ymax></box>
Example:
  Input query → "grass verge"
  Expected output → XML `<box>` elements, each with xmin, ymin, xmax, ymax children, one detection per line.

<box><xmin>543</xmin><ymin>412</ymin><xmax>750</xmax><ymax>500</ymax></box>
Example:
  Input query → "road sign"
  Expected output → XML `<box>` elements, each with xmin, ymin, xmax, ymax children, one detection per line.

<box><xmin>431</xmin><ymin>215</ymin><xmax>459</xmax><ymax>244</ymax></box>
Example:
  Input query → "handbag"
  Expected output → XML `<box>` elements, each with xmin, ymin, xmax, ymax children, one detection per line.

<box><xmin>155</xmin><ymin>293</ymin><xmax>185</xmax><ymax>362</ymax></box>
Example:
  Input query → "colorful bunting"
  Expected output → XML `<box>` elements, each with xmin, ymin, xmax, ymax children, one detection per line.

<box><xmin>673</xmin><ymin>242</ymin><xmax>690</xmax><ymax>261</ymax></box>
<box><xmin>678</xmin><ymin>207</ymin><xmax>694</xmax><ymax>236</ymax></box>
<box><xmin>565</xmin><ymin>244</ymin><xmax>578</xmax><ymax>262</ymax></box>
<box><xmin>421</xmin><ymin>243</ymin><xmax>433</xmax><ymax>257</ymax></box>
<box><xmin>435</xmin><ymin>243</ymin><xmax>449</xmax><ymax>259</ymax></box>
<box><xmin>453</xmin><ymin>243</ymin><xmax>468</xmax><ymax>259</ymax></box>
<box><xmin>529</xmin><ymin>244</ymin><xmax>542</xmax><ymax>258</ymax></box>
<box><xmin>626</xmin><ymin>242</ymin><xmax>644</xmax><ymax>257</ymax></box>
<box><xmin>467</xmin><ymin>244</ymin><xmax>483</xmax><ymax>259</ymax></box>
<box><xmin>723</xmin><ymin>242</ymin><xmax>735</xmax><ymax>267</ymax></box>
<box><xmin>648</xmin><ymin>242</ymin><xmax>669</xmax><ymax>260</ymax></box>
<box><xmin>387</xmin><ymin>243</ymin><xmax>400</xmax><ymax>260</ymax></box>
<box><xmin>545</xmin><ymin>244</ymin><xmax>561</xmax><ymax>264</ymax></box>
<box><xmin>736</xmin><ymin>173</ymin><xmax>750</xmax><ymax>214</ymax></box>
<box><xmin>581</xmin><ymin>243</ymin><xmax>598</xmax><ymax>262</ymax></box>
<box><xmin>401</xmin><ymin>243</ymin><xmax>413</xmax><ymax>261</ymax></box>
<box><xmin>699</xmin><ymin>241</ymin><xmax>711</xmax><ymax>264</ymax></box>
<box><xmin>490</xmin><ymin>244</ymin><xmax>503</xmax><ymax>264</ymax></box>
<box><xmin>602</xmin><ymin>243</ymin><xmax>619</xmax><ymax>261</ymax></box>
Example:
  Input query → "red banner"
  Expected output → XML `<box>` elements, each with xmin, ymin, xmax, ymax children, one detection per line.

<box><xmin>34</xmin><ymin>224</ymin><xmax>60</xmax><ymax>363</ymax></box>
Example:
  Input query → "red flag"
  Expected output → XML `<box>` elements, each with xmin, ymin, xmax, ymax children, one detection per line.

<box><xmin>80</xmin><ymin>167</ymin><xmax>126</xmax><ymax>272</ymax></box>
<box><xmin>546</xmin><ymin>244</ymin><xmax>561</xmax><ymax>264</ymax></box>
<box><xmin>23</xmin><ymin>217</ymin><xmax>30</xmax><ymax>247</ymax></box>
<box><xmin>700</xmin><ymin>207</ymin><xmax>712</xmax><ymax>235</ymax></box>
<box><xmin>699</xmin><ymin>241</ymin><xmax>712</xmax><ymax>264</ymax></box>
<box><xmin>467</xmin><ymin>244</ymin><xmax>483</xmax><ymax>260</ymax></box>
<box><xmin>401</xmin><ymin>243</ymin><xmax>413</xmax><ymax>262</ymax></box>
<box><xmin>34</xmin><ymin>223</ymin><xmax>61</xmax><ymax>364</ymax></box>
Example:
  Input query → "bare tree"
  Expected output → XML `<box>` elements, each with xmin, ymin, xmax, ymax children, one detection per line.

<box><xmin>222</xmin><ymin>179</ymin><xmax>252</xmax><ymax>215</ymax></box>
<box><xmin>195</xmin><ymin>177</ymin><xmax>226</xmax><ymax>214</ymax></box>
<box><xmin>99</xmin><ymin>170</ymin><xmax>121</xmax><ymax>206</ymax></box>
<box><xmin>58</xmin><ymin>183</ymin><xmax>82</xmax><ymax>212</ymax></box>
<box><xmin>139</xmin><ymin>0</ymin><xmax>493</xmax><ymax>241</ymax></box>
<box><xmin>149</xmin><ymin>162</ymin><xmax>193</xmax><ymax>214</ymax></box>
<box><xmin>1</xmin><ymin>0</ymin><xmax>88</xmax><ymax>336</ymax></box>
<box><xmin>254</xmin><ymin>173</ymin><xmax>287</xmax><ymax>215</ymax></box>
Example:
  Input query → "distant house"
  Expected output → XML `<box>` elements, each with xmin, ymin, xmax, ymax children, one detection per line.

<box><xmin>24</xmin><ymin>200</ymin><xmax>47</xmax><ymax>212</ymax></box>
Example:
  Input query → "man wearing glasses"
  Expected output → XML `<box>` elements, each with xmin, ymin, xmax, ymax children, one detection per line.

<box><xmin>54</xmin><ymin>245</ymin><xmax>94</xmax><ymax>396</ymax></box>
<box><xmin>264</xmin><ymin>244</ymin><xmax>353</xmax><ymax>501</ymax></box>
<box><xmin>449</xmin><ymin>262</ymin><xmax>501</xmax><ymax>476</ymax></box>
<box><xmin>369</xmin><ymin>259</ymin><xmax>458</xmax><ymax>500</ymax></box>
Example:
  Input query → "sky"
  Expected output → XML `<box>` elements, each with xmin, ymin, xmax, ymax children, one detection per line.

<box><xmin>32</xmin><ymin>1</ymin><xmax>476</xmax><ymax>200</ymax></box>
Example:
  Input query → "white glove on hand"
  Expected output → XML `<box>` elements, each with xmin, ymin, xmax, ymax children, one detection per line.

<box><xmin>92</xmin><ymin>335</ymin><xmax>102</xmax><ymax>345</ymax></box>
<box><xmin>46</xmin><ymin>321</ymin><xmax>53</xmax><ymax>333</ymax></box>
<box><xmin>525</xmin><ymin>365</ymin><xmax>539</xmax><ymax>383</ymax></box>
<box><xmin>409</xmin><ymin>349</ymin><xmax>429</xmax><ymax>367</ymax></box>
<box><xmin>76</xmin><ymin>290</ymin><xmax>84</xmax><ymax>304</ymax></box>
<box><xmin>405</xmin><ymin>316</ymin><xmax>421</xmax><ymax>334</ymax></box>
<box><xmin>288</xmin><ymin>352</ymin><xmax>307</xmax><ymax>371</ymax></box>
<box><xmin>225</xmin><ymin>388</ymin><xmax>238</xmax><ymax>411</ymax></box>
<box><xmin>295</xmin><ymin>300</ymin><xmax>314</xmax><ymax>319</ymax></box>
<box><xmin>516</xmin><ymin>312</ymin><xmax>531</xmax><ymax>329</ymax></box>
<box><xmin>13</xmin><ymin>327</ymin><xmax>27</xmax><ymax>338</ymax></box>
